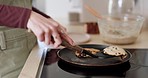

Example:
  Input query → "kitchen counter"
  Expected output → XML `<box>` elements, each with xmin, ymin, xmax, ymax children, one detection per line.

<box><xmin>65</xmin><ymin>24</ymin><xmax>148</xmax><ymax>49</ymax></box>
<box><xmin>18</xmin><ymin>23</ymin><xmax>148</xmax><ymax>78</ymax></box>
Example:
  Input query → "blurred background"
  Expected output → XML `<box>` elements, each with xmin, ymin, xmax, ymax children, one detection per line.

<box><xmin>33</xmin><ymin>0</ymin><xmax>148</xmax><ymax>27</ymax></box>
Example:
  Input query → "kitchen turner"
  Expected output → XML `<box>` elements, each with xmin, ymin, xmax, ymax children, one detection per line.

<box><xmin>61</xmin><ymin>38</ymin><xmax>99</xmax><ymax>58</ymax></box>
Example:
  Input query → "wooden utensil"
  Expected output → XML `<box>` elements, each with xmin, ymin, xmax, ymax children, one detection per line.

<box><xmin>84</xmin><ymin>4</ymin><xmax>102</xmax><ymax>19</ymax></box>
<box><xmin>61</xmin><ymin>38</ymin><xmax>99</xmax><ymax>58</ymax></box>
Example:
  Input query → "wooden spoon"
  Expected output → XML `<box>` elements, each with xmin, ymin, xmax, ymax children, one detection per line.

<box><xmin>84</xmin><ymin>4</ymin><xmax>103</xmax><ymax>19</ymax></box>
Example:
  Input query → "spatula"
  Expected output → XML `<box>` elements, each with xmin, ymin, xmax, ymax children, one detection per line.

<box><xmin>61</xmin><ymin>38</ymin><xmax>99</xmax><ymax>58</ymax></box>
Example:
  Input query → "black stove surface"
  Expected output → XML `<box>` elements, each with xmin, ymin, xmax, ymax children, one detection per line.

<box><xmin>41</xmin><ymin>49</ymin><xmax>148</xmax><ymax>78</ymax></box>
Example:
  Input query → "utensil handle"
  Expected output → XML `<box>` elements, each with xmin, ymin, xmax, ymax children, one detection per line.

<box><xmin>84</xmin><ymin>4</ymin><xmax>102</xmax><ymax>19</ymax></box>
<box><xmin>61</xmin><ymin>38</ymin><xmax>82</xmax><ymax>52</ymax></box>
<box><xmin>61</xmin><ymin>38</ymin><xmax>100</xmax><ymax>58</ymax></box>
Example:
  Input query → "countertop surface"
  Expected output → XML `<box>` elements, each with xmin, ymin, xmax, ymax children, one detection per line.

<box><xmin>18</xmin><ymin>23</ymin><xmax>148</xmax><ymax>78</ymax></box>
<box><xmin>65</xmin><ymin>24</ymin><xmax>148</xmax><ymax>49</ymax></box>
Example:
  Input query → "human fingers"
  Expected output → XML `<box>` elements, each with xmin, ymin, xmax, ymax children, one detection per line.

<box><xmin>28</xmin><ymin>20</ymin><xmax>60</xmax><ymax>46</ymax></box>
<box><xmin>39</xmin><ymin>24</ymin><xmax>52</xmax><ymax>45</ymax></box>
<box><xmin>45</xmin><ymin>19</ymin><xmax>64</xmax><ymax>47</ymax></box>
<box><xmin>27</xmin><ymin>19</ymin><xmax>45</xmax><ymax>42</ymax></box>
<box><xmin>28</xmin><ymin>11</ymin><xmax>70</xmax><ymax>47</ymax></box>
<box><xmin>60</xmin><ymin>31</ymin><xmax>75</xmax><ymax>46</ymax></box>
<box><xmin>50</xmin><ymin>26</ymin><xmax>62</xmax><ymax>48</ymax></box>
<box><xmin>48</xmin><ymin>18</ymin><xmax>59</xmax><ymax>27</ymax></box>
<box><xmin>37</xmin><ymin>18</ymin><xmax>61</xmax><ymax>47</ymax></box>
<box><xmin>28</xmin><ymin>11</ymin><xmax>55</xmax><ymax>45</ymax></box>
<box><xmin>47</xmin><ymin>19</ymin><xmax>67</xmax><ymax>34</ymax></box>
<box><xmin>57</xmin><ymin>25</ymin><xmax>75</xmax><ymax>45</ymax></box>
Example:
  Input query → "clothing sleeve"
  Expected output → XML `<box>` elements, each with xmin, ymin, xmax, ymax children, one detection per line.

<box><xmin>32</xmin><ymin>7</ymin><xmax>51</xmax><ymax>18</ymax></box>
<box><xmin>0</xmin><ymin>5</ymin><xmax>31</xmax><ymax>28</ymax></box>
<box><xmin>0</xmin><ymin>0</ymin><xmax>51</xmax><ymax>28</ymax></box>
<box><xmin>0</xmin><ymin>0</ymin><xmax>33</xmax><ymax>28</ymax></box>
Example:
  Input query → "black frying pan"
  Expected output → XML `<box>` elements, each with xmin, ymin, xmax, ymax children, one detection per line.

<box><xmin>58</xmin><ymin>59</ymin><xmax>130</xmax><ymax>76</ymax></box>
<box><xmin>57</xmin><ymin>44</ymin><xmax>132</xmax><ymax>67</ymax></box>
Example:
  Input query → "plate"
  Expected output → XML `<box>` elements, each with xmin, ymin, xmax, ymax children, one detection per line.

<box><xmin>57</xmin><ymin>44</ymin><xmax>132</xmax><ymax>67</ymax></box>
<box><xmin>67</xmin><ymin>33</ymin><xmax>90</xmax><ymax>44</ymax></box>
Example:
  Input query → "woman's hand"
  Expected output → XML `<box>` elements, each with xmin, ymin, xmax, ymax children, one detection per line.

<box><xmin>27</xmin><ymin>11</ymin><xmax>74</xmax><ymax>48</ymax></box>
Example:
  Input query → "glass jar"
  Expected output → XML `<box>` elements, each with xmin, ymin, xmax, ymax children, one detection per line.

<box><xmin>98</xmin><ymin>0</ymin><xmax>145</xmax><ymax>44</ymax></box>
<box><xmin>108</xmin><ymin>0</ymin><xmax>136</xmax><ymax>16</ymax></box>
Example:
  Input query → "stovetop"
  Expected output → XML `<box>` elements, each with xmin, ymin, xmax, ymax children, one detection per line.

<box><xmin>40</xmin><ymin>49</ymin><xmax>148</xmax><ymax>78</ymax></box>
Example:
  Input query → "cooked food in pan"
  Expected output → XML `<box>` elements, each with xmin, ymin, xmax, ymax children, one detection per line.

<box><xmin>103</xmin><ymin>46</ymin><xmax>127</xmax><ymax>56</ymax></box>
<box><xmin>103</xmin><ymin>46</ymin><xmax>127</xmax><ymax>59</ymax></box>
<box><xmin>75</xmin><ymin>46</ymin><xmax>127</xmax><ymax>58</ymax></box>
<box><xmin>75</xmin><ymin>48</ymin><xmax>100</xmax><ymax>57</ymax></box>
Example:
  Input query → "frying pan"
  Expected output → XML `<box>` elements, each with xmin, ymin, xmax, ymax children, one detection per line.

<box><xmin>58</xmin><ymin>59</ymin><xmax>130</xmax><ymax>76</ymax></box>
<box><xmin>57</xmin><ymin>44</ymin><xmax>132</xmax><ymax>67</ymax></box>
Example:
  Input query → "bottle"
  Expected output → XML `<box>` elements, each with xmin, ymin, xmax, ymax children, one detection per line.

<box><xmin>68</xmin><ymin>0</ymin><xmax>82</xmax><ymax>24</ymax></box>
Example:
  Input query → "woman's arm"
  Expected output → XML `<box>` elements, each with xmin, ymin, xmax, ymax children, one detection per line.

<box><xmin>32</xmin><ymin>7</ymin><xmax>50</xmax><ymax>18</ymax></box>
<box><xmin>0</xmin><ymin>2</ymin><xmax>74</xmax><ymax>47</ymax></box>
<box><xmin>0</xmin><ymin>5</ymin><xmax>31</xmax><ymax>28</ymax></box>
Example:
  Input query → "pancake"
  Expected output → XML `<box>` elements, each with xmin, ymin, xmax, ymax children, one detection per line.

<box><xmin>75</xmin><ymin>48</ymin><xmax>100</xmax><ymax>58</ymax></box>
<box><xmin>103</xmin><ymin>46</ymin><xmax>127</xmax><ymax>56</ymax></box>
